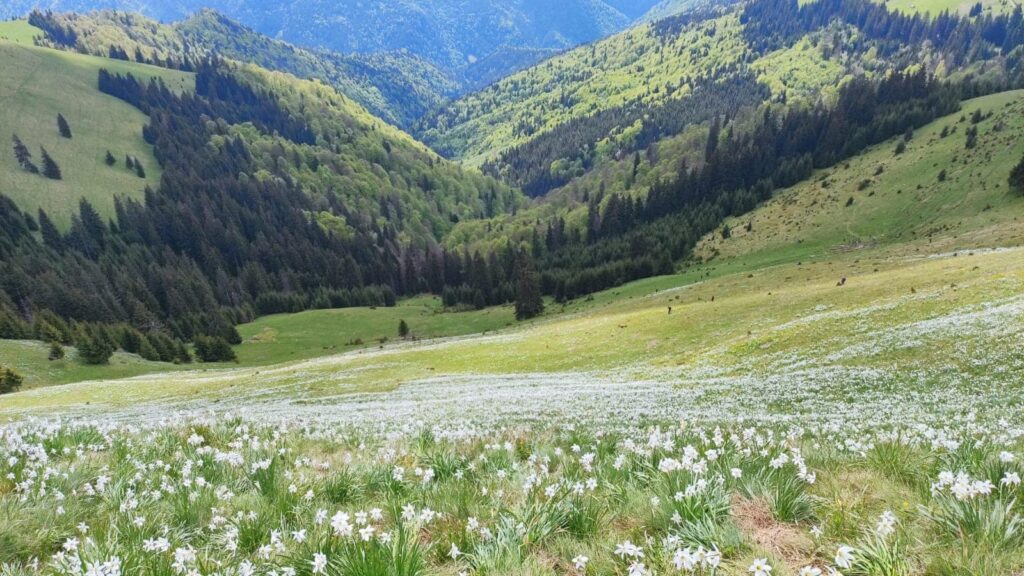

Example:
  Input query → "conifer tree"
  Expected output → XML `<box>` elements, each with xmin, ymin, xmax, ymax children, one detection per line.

<box><xmin>398</xmin><ymin>319</ymin><xmax>410</xmax><ymax>338</ymax></box>
<box><xmin>40</xmin><ymin>147</ymin><xmax>62</xmax><ymax>180</ymax></box>
<box><xmin>514</xmin><ymin>252</ymin><xmax>544</xmax><ymax>320</ymax></box>
<box><xmin>77</xmin><ymin>332</ymin><xmax>115</xmax><ymax>365</ymax></box>
<box><xmin>135</xmin><ymin>159</ymin><xmax>146</xmax><ymax>178</ymax></box>
<box><xmin>1011</xmin><ymin>154</ymin><xmax>1024</xmax><ymax>196</ymax></box>
<box><xmin>38</xmin><ymin>209</ymin><xmax>63</xmax><ymax>251</ymax></box>
<box><xmin>57</xmin><ymin>113</ymin><xmax>72</xmax><ymax>138</ymax></box>
<box><xmin>194</xmin><ymin>335</ymin><xmax>237</xmax><ymax>362</ymax></box>
<box><xmin>105</xmin><ymin>150</ymin><xmax>116</xmax><ymax>166</ymax></box>
<box><xmin>11</xmin><ymin>134</ymin><xmax>38</xmax><ymax>174</ymax></box>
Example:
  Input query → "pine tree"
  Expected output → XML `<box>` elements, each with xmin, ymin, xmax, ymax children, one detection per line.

<box><xmin>11</xmin><ymin>134</ymin><xmax>38</xmax><ymax>174</ymax></box>
<box><xmin>705</xmin><ymin>116</ymin><xmax>721</xmax><ymax>161</ymax></box>
<box><xmin>514</xmin><ymin>252</ymin><xmax>544</xmax><ymax>320</ymax></box>
<box><xmin>40</xmin><ymin>147</ymin><xmax>62</xmax><ymax>180</ymax></box>
<box><xmin>194</xmin><ymin>335</ymin><xmax>237</xmax><ymax>362</ymax></box>
<box><xmin>1010</xmin><ymin>154</ymin><xmax>1024</xmax><ymax>196</ymax></box>
<box><xmin>398</xmin><ymin>319</ymin><xmax>410</xmax><ymax>338</ymax></box>
<box><xmin>57</xmin><ymin>113</ymin><xmax>72</xmax><ymax>138</ymax></box>
<box><xmin>77</xmin><ymin>333</ymin><xmax>115</xmax><ymax>365</ymax></box>
<box><xmin>38</xmin><ymin>209</ymin><xmax>63</xmax><ymax>251</ymax></box>
<box><xmin>105</xmin><ymin>150</ymin><xmax>116</xmax><ymax>166</ymax></box>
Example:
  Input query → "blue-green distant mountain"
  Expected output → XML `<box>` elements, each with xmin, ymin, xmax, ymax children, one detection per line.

<box><xmin>1</xmin><ymin>0</ymin><xmax>670</xmax><ymax>86</ymax></box>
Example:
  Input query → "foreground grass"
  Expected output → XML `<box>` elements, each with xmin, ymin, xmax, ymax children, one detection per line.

<box><xmin>1</xmin><ymin>414</ymin><xmax>1021</xmax><ymax>575</ymax></box>
<box><xmin>0</xmin><ymin>39</ymin><xmax>193</xmax><ymax>229</ymax></box>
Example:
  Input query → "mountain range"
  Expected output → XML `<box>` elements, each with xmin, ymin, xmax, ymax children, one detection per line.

<box><xmin>0</xmin><ymin>0</ymin><xmax>1022</xmax><ymax>370</ymax></box>
<box><xmin>0</xmin><ymin>0</ymin><xmax>698</xmax><ymax>89</ymax></box>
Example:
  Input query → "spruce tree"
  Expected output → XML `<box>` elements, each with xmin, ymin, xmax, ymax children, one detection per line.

<box><xmin>38</xmin><ymin>209</ymin><xmax>63</xmax><ymax>251</ymax></box>
<box><xmin>135</xmin><ymin>159</ymin><xmax>146</xmax><ymax>178</ymax></box>
<box><xmin>398</xmin><ymin>319</ymin><xmax>410</xmax><ymax>338</ymax></box>
<box><xmin>40</xmin><ymin>147</ymin><xmax>62</xmax><ymax>180</ymax></box>
<box><xmin>11</xmin><ymin>134</ymin><xmax>38</xmax><ymax>174</ymax></box>
<box><xmin>57</xmin><ymin>113</ymin><xmax>72</xmax><ymax>138</ymax></box>
<box><xmin>514</xmin><ymin>252</ymin><xmax>544</xmax><ymax>320</ymax></box>
<box><xmin>77</xmin><ymin>334</ymin><xmax>115</xmax><ymax>365</ymax></box>
<box><xmin>105</xmin><ymin>150</ymin><xmax>116</xmax><ymax>166</ymax></box>
<box><xmin>194</xmin><ymin>335</ymin><xmax>237</xmax><ymax>362</ymax></box>
<box><xmin>1011</xmin><ymin>154</ymin><xmax>1024</xmax><ymax>196</ymax></box>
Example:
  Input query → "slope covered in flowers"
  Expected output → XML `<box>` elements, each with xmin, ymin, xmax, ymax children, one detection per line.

<box><xmin>2</xmin><ymin>406</ymin><xmax>1023</xmax><ymax>575</ymax></box>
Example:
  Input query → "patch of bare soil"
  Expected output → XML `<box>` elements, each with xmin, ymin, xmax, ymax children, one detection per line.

<box><xmin>733</xmin><ymin>494</ymin><xmax>816</xmax><ymax>568</ymax></box>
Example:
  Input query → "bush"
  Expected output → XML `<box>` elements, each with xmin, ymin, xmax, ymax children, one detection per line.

<box><xmin>398</xmin><ymin>319</ymin><xmax>410</xmax><ymax>338</ymax></box>
<box><xmin>48</xmin><ymin>341</ymin><xmax>65</xmax><ymax>361</ymax></box>
<box><xmin>0</xmin><ymin>367</ymin><xmax>23</xmax><ymax>394</ymax></box>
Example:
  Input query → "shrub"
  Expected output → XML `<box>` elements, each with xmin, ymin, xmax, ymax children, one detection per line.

<box><xmin>0</xmin><ymin>367</ymin><xmax>23</xmax><ymax>394</ymax></box>
<box><xmin>48</xmin><ymin>341</ymin><xmax>65</xmax><ymax>361</ymax></box>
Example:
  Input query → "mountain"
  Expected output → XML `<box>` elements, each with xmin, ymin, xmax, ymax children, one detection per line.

<box><xmin>426</xmin><ymin>0</ymin><xmax>1023</xmax><ymax>299</ymax></box>
<box><xmin>0</xmin><ymin>26</ymin><xmax>521</xmax><ymax>362</ymax></box>
<box><xmin>1</xmin><ymin>0</ymin><xmax>1022</xmax><ymax>376</ymax></box>
<box><xmin>423</xmin><ymin>0</ymin><xmax>1024</xmax><ymax>199</ymax></box>
<box><xmin>22</xmin><ymin>9</ymin><xmax>458</xmax><ymax>128</ymax></box>
<box><xmin>1</xmin><ymin>0</ymin><xmax>674</xmax><ymax>87</ymax></box>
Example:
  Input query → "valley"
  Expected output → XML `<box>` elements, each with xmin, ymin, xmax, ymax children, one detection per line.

<box><xmin>1</xmin><ymin>0</ymin><xmax>1024</xmax><ymax>573</ymax></box>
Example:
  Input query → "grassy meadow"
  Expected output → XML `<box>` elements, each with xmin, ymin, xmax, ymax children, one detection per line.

<box><xmin>1</xmin><ymin>68</ymin><xmax>1024</xmax><ymax>576</ymax></box>
<box><xmin>0</xmin><ymin>35</ymin><xmax>193</xmax><ymax>229</ymax></box>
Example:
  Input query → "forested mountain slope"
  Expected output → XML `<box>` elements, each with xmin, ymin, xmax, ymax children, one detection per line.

<box><xmin>0</xmin><ymin>41</ymin><xmax>521</xmax><ymax>367</ymax></box>
<box><xmin>424</xmin><ymin>0</ymin><xmax>1024</xmax><ymax>195</ymax></box>
<box><xmin>429</xmin><ymin>0</ymin><xmax>1023</xmax><ymax>303</ymax></box>
<box><xmin>21</xmin><ymin>9</ymin><xmax>457</xmax><ymax>128</ymax></box>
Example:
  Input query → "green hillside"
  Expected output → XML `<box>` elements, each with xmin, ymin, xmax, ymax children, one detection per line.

<box><xmin>0</xmin><ymin>38</ymin><xmax>193</xmax><ymax>228</ymax></box>
<box><xmin>22</xmin><ymin>10</ymin><xmax>458</xmax><ymax>128</ymax></box>
<box><xmin>418</xmin><ymin>13</ymin><xmax>751</xmax><ymax>165</ymax></box>
<box><xmin>696</xmin><ymin>90</ymin><xmax>1024</xmax><ymax>269</ymax></box>
<box><xmin>880</xmin><ymin>0</ymin><xmax>1014</xmax><ymax>15</ymax></box>
<box><xmin>0</xmin><ymin>18</ymin><xmax>41</xmax><ymax>43</ymax></box>
<box><xmin>5</xmin><ymin>91</ymin><xmax>1022</xmax><ymax>392</ymax></box>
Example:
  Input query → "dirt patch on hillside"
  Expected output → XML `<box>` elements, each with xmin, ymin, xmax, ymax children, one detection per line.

<box><xmin>733</xmin><ymin>495</ymin><xmax>815</xmax><ymax>568</ymax></box>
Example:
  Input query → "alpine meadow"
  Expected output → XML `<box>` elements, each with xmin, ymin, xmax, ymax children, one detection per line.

<box><xmin>1</xmin><ymin>0</ymin><xmax>1024</xmax><ymax>574</ymax></box>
